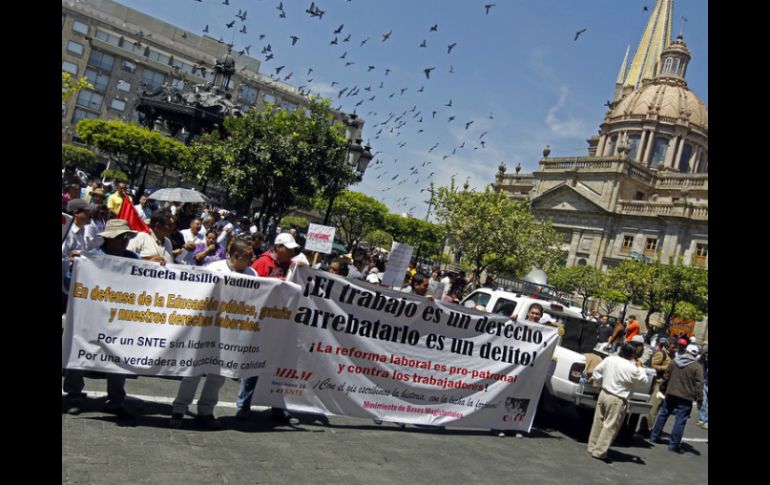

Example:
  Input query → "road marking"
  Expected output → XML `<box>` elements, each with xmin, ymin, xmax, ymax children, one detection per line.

<box><xmin>681</xmin><ymin>437</ymin><xmax>708</xmax><ymax>443</ymax></box>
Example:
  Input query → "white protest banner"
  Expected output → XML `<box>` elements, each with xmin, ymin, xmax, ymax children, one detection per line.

<box><xmin>257</xmin><ymin>267</ymin><xmax>559</xmax><ymax>432</ymax></box>
<box><xmin>381</xmin><ymin>241</ymin><xmax>413</xmax><ymax>289</ymax></box>
<box><xmin>304</xmin><ymin>223</ymin><xmax>336</xmax><ymax>254</ymax></box>
<box><xmin>62</xmin><ymin>212</ymin><xmax>73</xmax><ymax>243</ymax></box>
<box><xmin>61</xmin><ymin>253</ymin><xmax>302</xmax><ymax>378</ymax></box>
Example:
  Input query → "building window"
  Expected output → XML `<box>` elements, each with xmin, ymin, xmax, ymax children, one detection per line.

<box><xmin>110</xmin><ymin>99</ymin><xmax>126</xmax><ymax>112</ymax></box>
<box><xmin>87</xmin><ymin>50</ymin><xmax>114</xmax><ymax>72</ymax></box>
<box><xmin>577</xmin><ymin>259</ymin><xmax>588</xmax><ymax>266</ymax></box>
<box><xmin>644</xmin><ymin>238</ymin><xmax>658</xmax><ymax>257</ymax></box>
<box><xmin>635</xmin><ymin>191</ymin><xmax>645</xmax><ymax>201</ymax></box>
<box><xmin>72</xmin><ymin>20</ymin><xmax>89</xmax><ymax>35</ymax></box>
<box><xmin>621</xmin><ymin>235</ymin><xmax>634</xmax><ymax>254</ymax></box>
<box><xmin>580</xmin><ymin>235</ymin><xmax>593</xmax><ymax>252</ymax></box>
<box><xmin>116</xmin><ymin>80</ymin><xmax>131</xmax><ymax>92</ymax></box>
<box><xmin>239</xmin><ymin>85</ymin><xmax>258</xmax><ymax>105</ymax></box>
<box><xmin>72</xmin><ymin>108</ymin><xmax>99</xmax><ymax>124</ymax></box>
<box><xmin>75</xmin><ymin>90</ymin><xmax>104</xmax><ymax>111</ymax></box>
<box><xmin>85</xmin><ymin>68</ymin><xmax>110</xmax><ymax>93</ymax></box>
<box><xmin>122</xmin><ymin>60</ymin><xmax>136</xmax><ymax>73</ymax></box>
<box><xmin>142</xmin><ymin>68</ymin><xmax>166</xmax><ymax>89</ymax></box>
<box><xmin>62</xmin><ymin>61</ymin><xmax>78</xmax><ymax>75</ymax></box>
<box><xmin>263</xmin><ymin>93</ymin><xmax>276</xmax><ymax>104</ymax></box>
<box><xmin>628</xmin><ymin>133</ymin><xmax>641</xmax><ymax>161</ymax></box>
<box><xmin>678</xmin><ymin>143</ymin><xmax>693</xmax><ymax>173</ymax></box>
<box><xmin>694</xmin><ymin>243</ymin><xmax>708</xmax><ymax>267</ymax></box>
<box><xmin>606</xmin><ymin>135</ymin><xmax>617</xmax><ymax>156</ymax></box>
<box><xmin>171</xmin><ymin>59</ymin><xmax>195</xmax><ymax>75</ymax></box>
<box><xmin>649</xmin><ymin>137</ymin><xmax>669</xmax><ymax>166</ymax></box>
<box><xmin>147</xmin><ymin>49</ymin><xmax>171</xmax><ymax>65</ymax></box>
<box><xmin>95</xmin><ymin>29</ymin><xmax>121</xmax><ymax>46</ymax></box>
<box><xmin>67</xmin><ymin>41</ymin><xmax>84</xmax><ymax>56</ymax></box>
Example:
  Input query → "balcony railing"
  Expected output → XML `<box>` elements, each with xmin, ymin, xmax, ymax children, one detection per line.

<box><xmin>617</xmin><ymin>200</ymin><xmax>708</xmax><ymax>220</ymax></box>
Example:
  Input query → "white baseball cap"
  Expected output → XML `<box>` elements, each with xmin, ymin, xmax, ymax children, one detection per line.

<box><xmin>685</xmin><ymin>344</ymin><xmax>700</xmax><ymax>356</ymax></box>
<box><xmin>274</xmin><ymin>233</ymin><xmax>300</xmax><ymax>249</ymax></box>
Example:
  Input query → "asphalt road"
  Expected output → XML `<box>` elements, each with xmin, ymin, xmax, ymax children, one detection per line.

<box><xmin>62</xmin><ymin>375</ymin><xmax>708</xmax><ymax>485</ymax></box>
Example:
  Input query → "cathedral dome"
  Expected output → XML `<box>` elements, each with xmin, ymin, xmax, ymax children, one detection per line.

<box><xmin>606</xmin><ymin>79</ymin><xmax>708</xmax><ymax>133</ymax></box>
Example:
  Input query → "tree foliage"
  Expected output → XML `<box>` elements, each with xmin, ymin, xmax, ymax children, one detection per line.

<box><xmin>62</xmin><ymin>73</ymin><xmax>93</xmax><ymax>103</ymax></box>
<box><xmin>384</xmin><ymin>213</ymin><xmax>445</xmax><ymax>260</ymax></box>
<box><xmin>364</xmin><ymin>229</ymin><xmax>393</xmax><ymax>251</ymax></box>
<box><xmin>221</xmin><ymin>98</ymin><xmax>350</xmax><ymax>231</ymax></box>
<box><xmin>62</xmin><ymin>144</ymin><xmax>98</xmax><ymax>173</ymax></box>
<box><xmin>280</xmin><ymin>215</ymin><xmax>310</xmax><ymax>231</ymax></box>
<box><xmin>76</xmin><ymin>119</ymin><xmax>190</xmax><ymax>194</ymax></box>
<box><xmin>550</xmin><ymin>265</ymin><xmax>605</xmax><ymax>315</ymax></box>
<box><xmin>181</xmin><ymin>130</ymin><xmax>231</xmax><ymax>194</ymax></box>
<box><xmin>433</xmin><ymin>182</ymin><xmax>562</xmax><ymax>282</ymax></box>
<box><xmin>315</xmin><ymin>190</ymin><xmax>389</xmax><ymax>247</ymax></box>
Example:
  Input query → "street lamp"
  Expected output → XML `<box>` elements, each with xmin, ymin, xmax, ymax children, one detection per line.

<box><xmin>323</xmin><ymin>114</ymin><xmax>373</xmax><ymax>225</ymax></box>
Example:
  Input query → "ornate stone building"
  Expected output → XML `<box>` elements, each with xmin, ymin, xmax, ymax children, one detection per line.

<box><xmin>494</xmin><ymin>0</ymin><xmax>707</xmax><ymax>271</ymax></box>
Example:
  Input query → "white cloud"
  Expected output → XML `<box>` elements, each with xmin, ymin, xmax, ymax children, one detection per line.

<box><xmin>545</xmin><ymin>86</ymin><xmax>587</xmax><ymax>138</ymax></box>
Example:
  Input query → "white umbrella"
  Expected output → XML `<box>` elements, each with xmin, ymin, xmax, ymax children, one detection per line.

<box><xmin>148</xmin><ymin>187</ymin><xmax>210</xmax><ymax>204</ymax></box>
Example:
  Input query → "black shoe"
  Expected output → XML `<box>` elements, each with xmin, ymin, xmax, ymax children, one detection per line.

<box><xmin>168</xmin><ymin>413</ymin><xmax>184</xmax><ymax>429</ymax></box>
<box><xmin>235</xmin><ymin>408</ymin><xmax>251</xmax><ymax>421</ymax></box>
<box><xmin>65</xmin><ymin>405</ymin><xmax>81</xmax><ymax>415</ymax></box>
<box><xmin>196</xmin><ymin>414</ymin><xmax>223</xmax><ymax>430</ymax></box>
<box><xmin>591</xmin><ymin>454</ymin><xmax>612</xmax><ymax>463</ymax></box>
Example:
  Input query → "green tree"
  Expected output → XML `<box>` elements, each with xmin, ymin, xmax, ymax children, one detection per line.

<box><xmin>101</xmin><ymin>168</ymin><xmax>128</xmax><ymax>183</ymax></box>
<box><xmin>61</xmin><ymin>144</ymin><xmax>98</xmax><ymax>173</ymax></box>
<box><xmin>280</xmin><ymin>215</ymin><xmax>310</xmax><ymax>231</ymax></box>
<box><xmin>658</xmin><ymin>260</ymin><xmax>708</xmax><ymax>331</ymax></box>
<box><xmin>364</xmin><ymin>229</ymin><xmax>393</xmax><ymax>251</ymax></box>
<box><xmin>550</xmin><ymin>265</ymin><xmax>605</xmax><ymax>315</ymax></box>
<box><xmin>598</xmin><ymin>287</ymin><xmax>628</xmax><ymax>317</ymax></box>
<box><xmin>606</xmin><ymin>260</ymin><xmax>652</xmax><ymax>319</ymax></box>
<box><xmin>384</xmin><ymin>213</ymin><xmax>445</xmax><ymax>261</ymax></box>
<box><xmin>433</xmin><ymin>182</ymin><xmax>562</xmax><ymax>284</ymax></box>
<box><xmin>62</xmin><ymin>72</ymin><xmax>93</xmax><ymax>103</ymax></box>
<box><xmin>315</xmin><ymin>190</ymin><xmax>389</xmax><ymax>248</ymax></box>
<box><xmin>76</xmin><ymin>119</ymin><xmax>190</xmax><ymax>195</ymax></box>
<box><xmin>181</xmin><ymin>130</ymin><xmax>231</xmax><ymax>194</ymax></box>
<box><xmin>221</xmin><ymin>98</ymin><xmax>350</xmax><ymax>231</ymax></box>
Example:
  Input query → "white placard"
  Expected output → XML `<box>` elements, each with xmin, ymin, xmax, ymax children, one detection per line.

<box><xmin>381</xmin><ymin>241</ymin><xmax>413</xmax><ymax>289</ymax></box>
<box><xmin>305</xmin><ymin>223</ymin><xmax>336</xmax><ymax>254</ymax></box>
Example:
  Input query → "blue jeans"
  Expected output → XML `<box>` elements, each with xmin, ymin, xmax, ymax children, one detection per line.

<box><xmin>698</xmin><ymin>382</ymin><xmax>708</xmax><ymax>424</ymax></box>
<box><xmin>651</xmin><ymin>395</ymin><xmax>692</xmax><ymax>450</ymax></box>
<box><xmin>236</xmin><ymin>376</ymin><xmax>259</xmax><ymax>411</ymax></box>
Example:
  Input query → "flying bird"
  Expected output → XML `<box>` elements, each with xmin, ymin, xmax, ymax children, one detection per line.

<box><xmin>445</xmin><ymin>98</ymin><xmax>452</xmax><ymax>107</ymax></box>
<box><xmin>226</xmin><ymin>20</ymin><xmax>235</xmax><ymax>28</ymax></box>
<box><xmin>244</xmin><ymin>45</ymin><xmax>251</xmax><ymax>54</ymax></box>
<box><xmin>419</xmin><ymin>39</ymin><xmax>427</xmax><ymax>48</ymax></box>
<box><xmin>330</xmin><ymin>37</ymin><xmax>338</xmax><ymax>45</ymax></box>
<box><xmin>240</xmin><ymin>25</ymin><xmax>247</xmax><ymax>34</ymax></box>
<box><xmin>381</xmin><ymin>30</ymin><xmax>392</xmax><ymax>42</ymax></box>
<box><xmin>368</xmin><ymin>65</ymin><xmax>376</xmax><ymax>71</ymax></box>
<box><xmin>275</xmin><ymin>65</ymin><xmax>285</xmax><ymax>74</ymax></box>
<box><xmin>203</xmin><ymin>25</ymin><xmax>209</xmax><ymax>33</ymax></box>
<box><xmin>264</xmin><ymin>53</ymin><xmax>274</xmax><ymax>61</ymax></box>
<box><xmin>417</xmin><ymin>86</ymin><xmax>424</xmax><ymax>93</ymax></box>
<box><xmin>465</xmin><ymin>121</ymin><xmax>474</xmax><ymax>130</ymax></box>
<box><xmin>643</xmin><ymin>6</ymin><xmax>649</xmax><ymax>12</ymax></box>
<box><xmin>424</xmin><ymin>67</ymin><xmax>436</xmax><ymax>79</ymax></box>
<box><xmin>449</xmin><ymin>65</ymin><xmax>455</xmax><ymax>74</ymax></box>
<box><xmin>237</xmin><ymin>10</ymin><xmax>247</xmax><ymax>21</ymax></box>
<box><xmin>340</xmin><ymin>51</ymin><xmax>347</xmax><ymax>59</ymax></box>
<box><xmin>447</xmin><ymin>42</ymin><xmax>457</xmax><ymax>54</ymax></box>
<box><xmin>345</xmin><ymin>61</ymin><xmax>355</xmax><ymax>66</ymax></box>
<box><xmin>484</xmin><ymin>4</ymin><xmax>496</xmax><ymax>15</ymax></box>
<box><xmin>428</xmin><ymin>143</ymin><xmax>439</xmax><ymax>152</ymax></box>
<box><xmin>432</xmin><ymin>110</ymin><xmax>437</xmax><ymax>118</ymax></box>
<box><xmin>385</xmin><ymin>69</ymin><xmax>390</xmax><ymax>76</ymax></box>
<box><xmin>334</xmin><ymin>24</ymin><xmax>344</xmax><ymax>34</ymax></box>
<box><xmin>574</xmin><ymin>28</ymin><xmax>587</xmax><ymax>41</ymax></box>
<box><xmin>284</xmin><ymin>72</ymin><xmax>293</xmax><ymax>81</ymax></box>
<box><xmin>343</xmin><ymin>34</ymin><xmax>352</xmax><ymax>42</ymax></box>
<box><xmin>448</xmin><ymin>116</ymin><xmax>455</xmax><ymax>123</ymax></box>
<box><xmin>430</xmin><ymin>24</ymin><xmax>438</xmax><ymax>32</ymax></box>
<box><xmin>360</xmin><ymin>37</ymin><xmax>369</xmax><ymax>46</ymax></box>
<box><xmin>290</xmin><ymin>35</ymin><xmax>300</xmax><ymax>45</ymax></box>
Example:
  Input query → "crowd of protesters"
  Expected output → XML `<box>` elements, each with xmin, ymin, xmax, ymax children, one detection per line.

<box><xmin>62</xmin><ymin>169</ymin><xmax>707</xmax><ymax>452</ymax></box>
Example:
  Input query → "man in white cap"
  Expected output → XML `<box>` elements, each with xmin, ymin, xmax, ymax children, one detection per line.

<box><xmin>63</xmin><ymin>219</ymin><xmax>138</xmax><ymax>420</ymax></box>
<box><xmin>649</xmin><ymin>344</ymin><xmax>704</xmax><ymax>454</ymax></box>
<box><xmin>250</xmin><ymin>232</ymin><xmax>300</xmax><ymax>279</ymax></box>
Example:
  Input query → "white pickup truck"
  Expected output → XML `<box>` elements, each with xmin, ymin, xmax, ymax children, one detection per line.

<box><xmin>461</xmin><ymin>289</ymin><xmax>656</xmax><ymax>419</ymax></box>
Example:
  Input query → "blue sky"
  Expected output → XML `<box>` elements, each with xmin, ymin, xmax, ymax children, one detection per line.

<box><xmin>114</xmin><ymin>0</ymin><xmax>708</xmax><ymax>219</ymax></box>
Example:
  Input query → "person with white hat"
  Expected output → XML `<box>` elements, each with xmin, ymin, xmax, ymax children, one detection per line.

<box><xmin>62</xmin><ymin>219</ymin><xmax>138</xmax><ymax>421</ymax></box>
<box><xmin>649</xmin><ymin>344</ymin><xmax>704</xmax><ymax>453</ymax></box>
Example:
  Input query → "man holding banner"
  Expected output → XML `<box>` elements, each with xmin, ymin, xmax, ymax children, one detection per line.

<box><xmin>169</xmin><ymin>238</ymin><xmax>257</xmax><ymax>430</ymax></box>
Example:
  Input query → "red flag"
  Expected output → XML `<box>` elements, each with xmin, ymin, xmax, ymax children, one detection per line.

<box><xmin>117</xmin><ymin>198</ymin><xmax>151</xmax><ymax>233</ymax></box>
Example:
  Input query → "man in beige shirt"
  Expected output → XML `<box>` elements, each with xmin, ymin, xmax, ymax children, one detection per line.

<box><xmin>126</xmin><ymin>209</ymin><xmax>174</xmax><ymax>264</ymax></box>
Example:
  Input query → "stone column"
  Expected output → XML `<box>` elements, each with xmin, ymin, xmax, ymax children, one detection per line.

<box><xmin>597</xmin><ymin>135</ymin><xmax>607</xmax><ymax>157</ymax></box>
<box><xmin>641</xmin><ymin>130</ymin><xmax>655</xmax><ymax>167</ymax></box>
<box><xmin>638</xmin><ymin>130</ymin><xmax>649</xmax><ymax>165</ymax></box>
<box><xmin>664</xmin><ymin>136</ymin><xmax>680</xmax><ymax>168</ymax></box>
<box><xmin>673</xmin><ymin>137</ymin><xmax>686</xmax><ymax>170</ymax></box>
<box><xmin>567</xmin><ymin>230</ymin><xmax>581</xmax><ymax>267</ymax></box>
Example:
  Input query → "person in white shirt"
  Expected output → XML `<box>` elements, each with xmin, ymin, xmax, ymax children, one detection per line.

<box><xmin>126</xmin><ymin>209</ymin><xmax>175</xmax><ymax>264</ymax></box>
<box><xmin>178</xmin><ymin>217</ymin><xmax>206</xmax><ymax>264</ymax></box>
<box><xmin>84</xmin><ymin>205</ymin><xmax>109</xmax><ymax>250</ymax></box>
<box><xmin>586</xmin><ymin>343</ymin><xmax>651</xmax><ymax>461</ymax></box>
<box><xmin>134</xmin><ymin>193</ymin><xmax>152</xmax><ymax>223</ymax></box>
<box><xmin>62</xmin><ymin>199</ymin><xmax>99</xmax><ymax>313</ymax></box>
<box><xmin>169</xmin><ymin>238</ymin><xmax>256</xmax><ymax>430</ymax></box>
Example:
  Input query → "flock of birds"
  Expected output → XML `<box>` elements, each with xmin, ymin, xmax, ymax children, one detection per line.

<box><xmin>183</xmin><ymin>0</ymin><xmax>630</xmax><ymax>215</ymax></box>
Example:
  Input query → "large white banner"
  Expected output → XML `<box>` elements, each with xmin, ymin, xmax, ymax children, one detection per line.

<box><xmin>62</xmin><ymin>254</ymin><xmax>301</xmax><ymax>378</ymax></box>
<box><xmin>304</xmin><ymin>223</ymin><xmax>336</xmax><ymax>254</ymax></box>
<box><xmin>258</xmin><ymin>267</ymin><xmax>559</xmax><ymax>432</ymax></box>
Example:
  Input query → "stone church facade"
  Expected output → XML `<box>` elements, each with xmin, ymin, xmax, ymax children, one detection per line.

<box><xmin>494</xmin><ymin>0</ymin><xmax>707</xmax><ymax>272</ymax></box>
